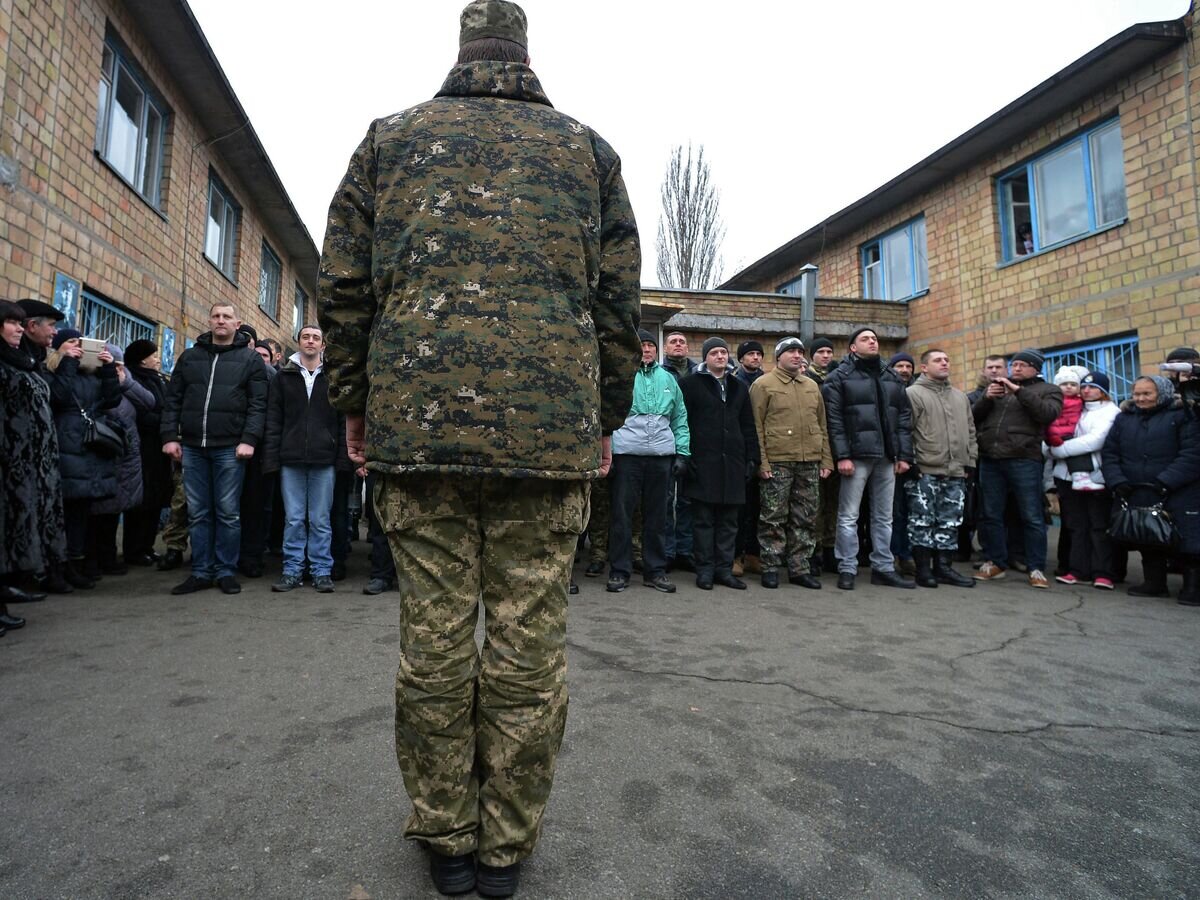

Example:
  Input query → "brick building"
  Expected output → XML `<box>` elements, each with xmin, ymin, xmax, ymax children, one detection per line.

<box><xmin>0</xmin><ymin>0</ymin><xmax>317</xmax><ymax>371</ymax></box>
<box><xmin>718</xmin><ymin>10</ymin><xmax>1199</xmax><ymax>398</ymax></box>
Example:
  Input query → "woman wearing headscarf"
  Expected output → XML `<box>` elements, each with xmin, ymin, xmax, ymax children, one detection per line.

<box><xmin>122</xmin><ymin>339</ymin><xmax>172</xmax><ymax>565</ymax></box>
<box><xmin>1048</xmin><ymin>372</ymin><xmax>1120</xmax><ymax>589</ymax></box>
<box><xmin>1102</xmin><ymin>375</ymin><xmax>1200</xmax><ymax>604</ymax></box>
<box><xmin>0</xmin><ymin>300</ymin><xmax>65</xmax><ymax>632</ymax></box>
<box><xmin>45</xmin><ymin>328</ymin><xmax>121</xmax><ymax>588</ymax></box>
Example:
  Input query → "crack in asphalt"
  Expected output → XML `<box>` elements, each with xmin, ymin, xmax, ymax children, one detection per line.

<box><xmin>567</xmin><ymin>639</ymin><xmax>1200</xmax><ymax>739</ymax></box>
<box><xmin>948</xmin><ymin>628</ymin><xmax>1034</xmax><ymax>672</ymax></box>
<box><xmin>1052</xmin><ymin>594</ymin><xmax>1088</xmax><ymax>636</ymax></box>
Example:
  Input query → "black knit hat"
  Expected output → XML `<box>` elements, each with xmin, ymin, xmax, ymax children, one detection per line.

<box><xmin>736</xmin><ymin>340</ymin><xmax>764</xmax><ymax>360</ymax></box>
<box><xmin>125</xmin><ymin>338</ymin><xmax>158</xmax><ymax>368</ymax></box>
<box><xmin>701</xmin><ymin>336</ymin><xmax>729</xmax><ymax>360</ymax></box>
<box><xmin>809</xmin><ymin>337</ymin><xmax>834</xmax><ymax>354</ymax></box>
<box><xmin>637</xmin><ymin>329</ymin><xmax>657</xmax><ymax>348</ymax></box>
<box><xmin>848</xmin><ymin>326</ymin><xmax>878</xmax><ymax>346</ymax></box>
<box><xmin>889</xmin><ymin>352</ymin><xmax>914</xmax><ymax>367</ymax></box>
<box><xmin>1010</xmin><ymin>348</ymin><xmax>1045</xmax><ymax>370</ymax></box>
<box><xmin>1166</xmin><ymin>346</ymin><xmax>1200</xmax><ymax>362</ymax></box>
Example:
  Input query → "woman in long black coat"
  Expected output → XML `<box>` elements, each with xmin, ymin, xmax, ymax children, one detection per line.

<box><xmin>678</xmin><ymin>346</ymin><xmax>759</xmax><ymax>589</ymax></box>
<box><xmin>1101</xmin><ymin>375</ymin><xmax>1200</xmax><ymax>605</ymax></box>
<box><xmin>0</xmin><ymin>300</ymin><xmax>65</xmax><ymax>625</ymax></box>
<box><xmin>122</xmin><ymin>339</ymin><xmax>172</xmax><ymax>565</ymax></box>
<box><xmin>45</xmin><ymin>329</ymin><xmax>121</xmax><ymax>589</ymax></box>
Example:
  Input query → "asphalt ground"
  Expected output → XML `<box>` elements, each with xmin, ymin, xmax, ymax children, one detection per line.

<box><xmin>2</xmin><ymin>536</ymin><xmax>1198</xmax><ymax>899</ymax></box>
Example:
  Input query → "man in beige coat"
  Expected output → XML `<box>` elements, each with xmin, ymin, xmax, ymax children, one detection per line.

<box><xmin>905</xmin><ymin>348</ymin><xmax>977</xmax><ymax>589</ymax></box>
<box><xmin>750</xmin><ymin>337</ymin><xmax>833</xmax><ymax>589</ymax></box>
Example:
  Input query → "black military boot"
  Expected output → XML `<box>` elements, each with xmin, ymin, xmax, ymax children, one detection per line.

<box><xmin>1178</xmin><ymin>562</ymin><xmax>1200</xmax><ymax>606</ymax></box>
<box><xmin>934</xmin><ymin>550</ymin><xmax>975</xmax><ymax>588</ymax></box>
<box><xmin>912</xmin><ymin>547</ymin><xmax>938</xmax><ymax>589</ymax></box>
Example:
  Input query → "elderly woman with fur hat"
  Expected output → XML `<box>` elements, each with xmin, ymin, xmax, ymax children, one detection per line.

<box><xmin>1102</xmin><ymin>375</ymin><xmax>1200</xmax><ymax>605</ymax></box>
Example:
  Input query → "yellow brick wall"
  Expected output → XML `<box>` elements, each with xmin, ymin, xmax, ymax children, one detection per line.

<box><xmin>745</xmin><ymin>12</ymin><xmax>1200</xmax><ymax>390</ymax></box>
<box><xmin>0</xmin><ymin>0</ymin><xmax>314</xmax><ymax>352</ymax></box>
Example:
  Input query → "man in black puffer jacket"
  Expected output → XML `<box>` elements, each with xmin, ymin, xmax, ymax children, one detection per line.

<box><xmin>821</xmin><ymin>327</ymin><xmax>915</xmax><ymax>590</ymax></box>
<box><xmin>160</xmin><ymin>303</ymin><xmax>267</xmax><ymax>595</ymax></box>
<box><xmin>262</xmin><ymin>325</ymin><xmax>345</xmax><ymax>594</ymax></box>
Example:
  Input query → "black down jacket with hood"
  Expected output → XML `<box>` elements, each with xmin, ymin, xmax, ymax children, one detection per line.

<box><xmin>160</xmin><ymin>330</ymin><xmax>267</xmax><ymax>449</ymax></box>
<box><xmin>820</xmin><ymin>353</ymin><xmax>913</xmax><ymax>463</ymax></box>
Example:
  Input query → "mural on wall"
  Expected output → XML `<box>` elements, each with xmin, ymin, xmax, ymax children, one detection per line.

<box><xmin>53</xmin><ymin>273</ymin><xmax>80</xmax><ymax>327</ymax></box>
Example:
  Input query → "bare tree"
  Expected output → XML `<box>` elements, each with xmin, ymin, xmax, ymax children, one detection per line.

<box><xmin>655</xmin><ymin>143</ymin><xmax>726</xmax><ymax>289</ymax></box>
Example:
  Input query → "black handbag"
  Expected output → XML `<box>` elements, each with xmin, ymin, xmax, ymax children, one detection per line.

<box><xmin>80</xmin><ymin>407</ymin><xmax>127</xmax><ymax>459</ymax></box>
<box><xmin>1109</xmin><ymin>496</ymin><xmax>1179</xmax><ymax>548</ymax></box>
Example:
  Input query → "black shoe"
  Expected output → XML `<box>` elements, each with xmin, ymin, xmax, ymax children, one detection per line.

<box><xmin>696</xmin><ymin>575</ymin><xmax>713</xmax><ymax>590</ymax></box>
<box><xmin>218</xmin><ymin>576</ymin><xmax>241</xmax><ymax>595</ymax></box>
<box><xmin>912</xmin><ymin>548</ymin><xmax>939</xmax><ymax>589</ymax></box>
<box><xmin>584</xmin><ymin>561</ymin><xmax>605</xmax><ymax>577</ymax></box>
<box><xmin>644</xmin><ymin>574</ymin><xmax>676</xmax><ymax>593</ymax></box>
<box><xmin>0</xmin><ymin>610</ymin><xmax>25</xmax><ymax>629</ymax></box>
<box><xmin>64</xmin><ymin>562</ymin><xmax>95</xmax><ymax>590</ymax></box>
<box><xmin>714</xmin><ymin>573</ymin><xmax>746</xmax><ymax>590</ymax></box>
<box><xmin>314</xmin><ymin>575</ymin><xmax>335</xmax><ymax>593</ymax></box>
<box><xmin>871</xmin><ymin>569</ymin><xmax>916</xmax><ymax>589</ymax></box>
<box><xmin>157</xmin><ymin>549</ymin><xmax>184</xmax><ymax>571</ymax></box>
<box><xmin>789</xmin><ymin>573</ymin><xmax>822</xmax><ymax>590</ymax></box>
<box><xmin>362</xmin><ymin>578</ymin><xmax>396</xmax><ymax>595</ymax></box>
<box><xmin>606</xmin><ymin>574</ymin><xmax>628</xmax><ymax>593</ymax></box>
<box><xmin>837</xmin><ymin>573</ymin><xmax>855</xmax><ymax>590</ymax></box>
<box><xmin>331</xmin><ymin>562</ymin><xmax>347</xmax><ymax>582</ymax></box>
<box><xmin>171</xmin><ymin>575</ymin><xmax>213</xmax><ymax>595</ymax></box>
<box><xmin>809</xmin><ymin>554</ymin><xmax>822</xmax><ymax>577</ymax></box>
<box><xmin>761</xmin><ymin>570</ymin><xmax>779</xmax><ymax>589</ymax></box>
<box><xmin>934</xmin><ymin>551</ymin><xmax>975</xmax><ymax>588</ymax></box>
<box><xmin>429</xmin><ymin>851</ymin><xmax>476</xmax><ymax>896</ymax></box>
<box><xmin>272</xmin><ymin>574</ymin><xmax>303</xmax><ymax>592</ymax></box>
<box><xmin>477</xmin><ymin>861</ymin><xmax>521</xmax><ymax>898</ymax></box>
<box><xmin>238</xmin><ymin>560</ymin><xmax>264</xmax><ymax>579</ymax></box>
<box><xmin>569</xmin><ymin>580</ymin><xmax>579</xmax><ymax>595</ymax></box>
<box><xmin>1</xmin><ymin>585</ymin><xmax>46</xmax><ymax>604</ymax></box>
<box><xmin>38</xmin><ymin>570</ymin><xmax>73</xmax><ymax>594</ymax></box>
<box><xmin>126</xmin><ymin>552</ymin><xmax>157</xmax><ymax>567</ymax></box>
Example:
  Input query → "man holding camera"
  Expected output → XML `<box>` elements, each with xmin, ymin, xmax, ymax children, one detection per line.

<box><xmin>971</xmin><ymin>348</ymin><xmax>1063</xmax><ymax>588</ymax></box>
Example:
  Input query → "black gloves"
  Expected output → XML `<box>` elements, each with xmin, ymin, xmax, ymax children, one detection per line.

<box><xmin>1113</xmin><ymin>483</ymin><xmax>1134</xmax><ymax>500</ymax></box>
<box><xmin>673</xmin><ymin>456</ymin><xmax>689</xmax><ymax>479</ymax></box>
<box><xmin>745</xmin><ymin>461</ymin><xmax>757</xmax><ymax>481</ymax></box>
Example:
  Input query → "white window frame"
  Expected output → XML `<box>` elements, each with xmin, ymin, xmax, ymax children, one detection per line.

<box><xmin>96</xmin><ymin>36</ymin><xmax>168</xmax><ymax>209</ymax></box>
<box><xmin>259</xmin><ymin>241</ymin><xmax>282</xmax><ymax>321</ymax></box>
<box><xmin>204</xmin><ymin>174</ymin><xmax>239</xmax><ymax>281</ymax></box>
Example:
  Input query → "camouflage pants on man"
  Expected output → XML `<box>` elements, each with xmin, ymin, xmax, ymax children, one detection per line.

<box><xmin>904</xmin><ymin>473</ymin><xmax>966</xmax><ymax>550</ymax></box>
<box><xmin>757</xmin><ymin>461</ymin><xmax>820</xmax><ymax>576</ymax></box>
<box><xmin>160</xmin><ymin>470</ymin><xmax>189</xmax><ymax>553</ymax></box>
<box><xmin>374</xmin><ymin>473</ymin><xmax>588</xmax><ymax>867</ymax></box>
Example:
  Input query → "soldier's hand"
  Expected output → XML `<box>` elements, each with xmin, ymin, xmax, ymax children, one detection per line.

<box><xmin>837</xmin><ymin>460</ymin><xmax>855</xmax><ymax>476</ymax></box>
<box><xmin>599</xmin><ymin>435</ymin><xmax>612</xmax><ymax>478</ymax></box>
<box><xmin>346</xmin><ymin>414</ymin><xmax>367</xmax><ymax>466</ymax></box>
<box><xmin>759</xmin><ymin>465</ymin><xmax>772</xmax><ymax>480</ymax></box>
<box><xmin>819</xmin><ymin>468</ymin><xmax>832</xmax><ymax>479</ymax></box>
<box><xmin>235</xmin><ymin>442</ymin><xmax>255</xmax><ymax>460</ymax></box>
<box><xmin>895</xmin><ymin>460</ymin><xmax>911</xmax><ymax>475</ymax></box>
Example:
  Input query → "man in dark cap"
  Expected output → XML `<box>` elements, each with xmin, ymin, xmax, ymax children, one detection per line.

<box><xmin>733</xmin><ymin>340</ymin><xmax>766</xmax><ymax>573</ymax></box>
<box><xmin>971</xmin><ymin>348</ymin><xmax>1063</xmax><ymax>588</ymax></box>
<box><xmin>17</xmin><ymin>298</ymin><xmax>64</xmax><ymax>376</ymax></box>
<box><xmin>317</xmin><ymin>2</ymin><xmax>641</xmax><ymax>895</ymax></box>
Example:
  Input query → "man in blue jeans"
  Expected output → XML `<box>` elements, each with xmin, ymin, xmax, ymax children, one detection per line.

<box><xmin>263</xmin><ymin>324</ymin><xmax>343</xmax><ymax>593</ymax></box>
<box><xmin>971</xmin><ymin>348</ymin><xmax>1063</xmax><ymax>589</ymax></box>
<box><xmin>160</xmin><ymin>303</ymin><xmax>267</xmax><ymax>595</ymax></box>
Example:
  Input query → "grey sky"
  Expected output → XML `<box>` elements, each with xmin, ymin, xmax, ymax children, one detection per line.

<box><xmin>187</xmin><ymin>0</ymin><xmax>1188</xmax><ymax>287</ymax></box>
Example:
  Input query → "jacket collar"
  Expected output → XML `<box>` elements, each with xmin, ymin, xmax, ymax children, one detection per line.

<box><xmin>914</xmin><ymin>374</ymin><xmax>949</xmax><ymax>391</ymax></box>
<box><xmin>196</xmin><ymin>331</ymin><xmax>251</xmax><ymax>353</ymax></box>
<box><xmin>770</xmin><ymin>366</ymin><xmax>803</xmax><ymax>384</ymax></box>
<box><xmin>435</xmin><ymin>62</ymin><xmax>553</xmax><ymax>108</ymax></box>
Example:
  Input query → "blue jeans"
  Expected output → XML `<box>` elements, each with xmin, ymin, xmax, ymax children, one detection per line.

<box><xmin>182</xmin><ymin>445</ymin><xmax>246</xmax><ymax>580</ymax></box>
<box><xmin>280</xmin><ymin>465</ymin><xmax>336</xmax><ymax>577</ymax></box>
<box><xmin>978</xmin><ymin>457</ymin><xmax>1047</xmax><ymax>571</ymax></box>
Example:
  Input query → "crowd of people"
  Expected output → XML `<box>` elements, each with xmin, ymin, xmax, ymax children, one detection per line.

<box><xmin>583</xmin><ymin>330</ymin><xmax>1200</xmax><ymax>606</ymax></box>
<box><xmin>0</xmin><ymin>299</ymin><xmax>402</xmax><ymax>639</ymax></box>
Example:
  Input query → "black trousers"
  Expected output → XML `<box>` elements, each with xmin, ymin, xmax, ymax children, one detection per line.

<box><xmin>608</xmin><ymin>454</ymin><xmax>671</xmax><ymax>579</ymax></box>
<box><xmin>122</xmin><ymin>504</ymin><xmax>161</xmax><ymax>559</ymax></box>
<box><xmin>735</xmin><ymin>478</ymin><xmax>761</xmax><ymax>557</ymax></box>
<box><xmin>692</xmin><ymin>500</ymin><xmax>740</xmax><ymax>578</ymax></box>
<box><xmin>1058</xmin><ymin>485</ymin><xmax>1114</xmax><ymax>581</ymax></box>
<box><xmin>331</xmin><ymin>470</ymin><xmax>354</xmax><ymax>565</ymax></box>
<box><xmin>364</xmin><ymin>473</ymin><xmax>397</xmax><ymax>582</ymax></box>
<box><xmin>64</xmin><ymin>499</ymin><xmax>90</xmax><ymax>561</ymax></box>
<box><xmin>239</xmin><ymin>459</ymin><xmax>270</xmax><ymax>567</ymax></box>
<box><xmin>88</xmin><ymin>512</ymin><xmax>120</xmax><ymax>567</ymax></box>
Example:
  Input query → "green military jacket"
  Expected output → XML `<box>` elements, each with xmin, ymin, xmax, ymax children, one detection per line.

<box><xmin>318</xmin><ymin>61</ymin><xmax>641</xmax><ymax>479</ymax></box>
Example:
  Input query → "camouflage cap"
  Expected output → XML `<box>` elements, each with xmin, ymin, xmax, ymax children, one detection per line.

<box><xmin>460</xmin><ymin>0</ymin><xmax>528</xmax><ymax>49</ymax></box>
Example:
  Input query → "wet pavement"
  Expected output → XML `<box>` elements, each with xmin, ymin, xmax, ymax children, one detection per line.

<box><xmin>2</xmin><ymin>544</ymin><xmax>1198</xmax><ymax>899</ymax></box>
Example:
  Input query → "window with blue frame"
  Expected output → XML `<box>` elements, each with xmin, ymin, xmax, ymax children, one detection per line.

<box><xmin>259</xmin><ymin>241</ymin><xmax>282</xmax><ymax>320</ymax></box>
<box><xmin>998</xmin><ymin>119</ymin><xmax>1127</xmax><ymax>262</ymax></box>
<box><xmin>78</xmin><ymin>289</ymin><xmax>156</xmax><ymax>350</ymax></box>
<box><xmin>861</xmin><ymin>216</ymin><xmax>928</xmax><ymax>301</ymax></box>
<box><xmin>1041</xmin><ymin>333</ymin><xmax>1140</xmax><ymax>402</ymax></box>
<box><xmin>96</xmin><ymin>33</ymin><xmax>169</xmax><ymax>209</ymax></box>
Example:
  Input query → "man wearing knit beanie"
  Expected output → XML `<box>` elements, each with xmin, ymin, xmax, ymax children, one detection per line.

<box><xmin>819</xmin><ymin>327</ymin><xmax>915</xmax><ymax>590</ymax></box>
<box><xmin>972</xmin><ymin>348</ymin><xmax>1063</xmax><ymax>588</ymax></box>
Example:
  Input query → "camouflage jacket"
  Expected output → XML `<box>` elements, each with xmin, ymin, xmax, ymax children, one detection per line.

<box><xmin>317</xmin><ymin>61</ymin><xmax>641</xmax><ymax>479</ymax></box>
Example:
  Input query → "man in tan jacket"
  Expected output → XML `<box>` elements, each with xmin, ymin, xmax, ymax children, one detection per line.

<box><xmin>905</xmin><ymin>349</ymin><xmax>977</xmax><ymax>589</ymax></box>
<box><xmin>750</xmin><ymin>337</ymin><xmax>833</xmax><ymax>589</ymax></box>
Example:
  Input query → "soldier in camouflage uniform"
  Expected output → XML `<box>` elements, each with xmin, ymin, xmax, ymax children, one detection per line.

<box><xmin>317</xmin><ymin>2</ymin><xmax>640</xmax><ymax>895</ymax></box>
<box><xmin>750</xmin><ymin>338</ymin><xmax>832</xmax><ymax>590</ymax></box>
<box><xmin>807</xmin><ymin>338</ymin><xmax>840</xmax><ymax>573</ymax></box>
<box><xmin>904</xmin><ymin>349</ymin><xmax>977</xmax><ymax>589</ymax></box>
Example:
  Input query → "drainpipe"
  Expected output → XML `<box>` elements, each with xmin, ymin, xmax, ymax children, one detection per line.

<box><xmin>797</xmin><ymin>263</ymin><xmax>818</xmax><ymax>346</ymax></box>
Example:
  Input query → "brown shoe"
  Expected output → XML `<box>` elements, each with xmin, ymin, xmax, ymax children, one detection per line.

<box><xmin>743</xmin><ymin>554</ymin><xmax>763</xmax><ymax>574</ymax></box>
<box><xmin>973</xmin><ymin>562</ymin><xmax>1007</xmax><ymax>581</ymax></box>
<box><xmin>1029</xmin><ymin>569</ymin><xmax>1049</xmax><ymax>589</ymax></box>
<box><xmin>732</xmin><ymin>556</ymin><xmax>745</xmax><ymax>577</ymax></box>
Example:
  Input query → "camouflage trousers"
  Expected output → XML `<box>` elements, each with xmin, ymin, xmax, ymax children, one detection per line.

<box><xmin>904</xmin><ymin>473</ymin><xmax>966</xmax><ymax>550</ymax></box>
<box><xmin>160</xmin><ymin>469</ymin><xmax>189</xmax><ymax>552</ymax></box>
<box><xmin>757</xmin><ymin>461</ymin><xmax>820</xmax><ymax>575</ymax></box>
<box><xmin>374</xmin><ymin>473</ymin><xmax>588</xmax><ymax>867</ymax></box>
